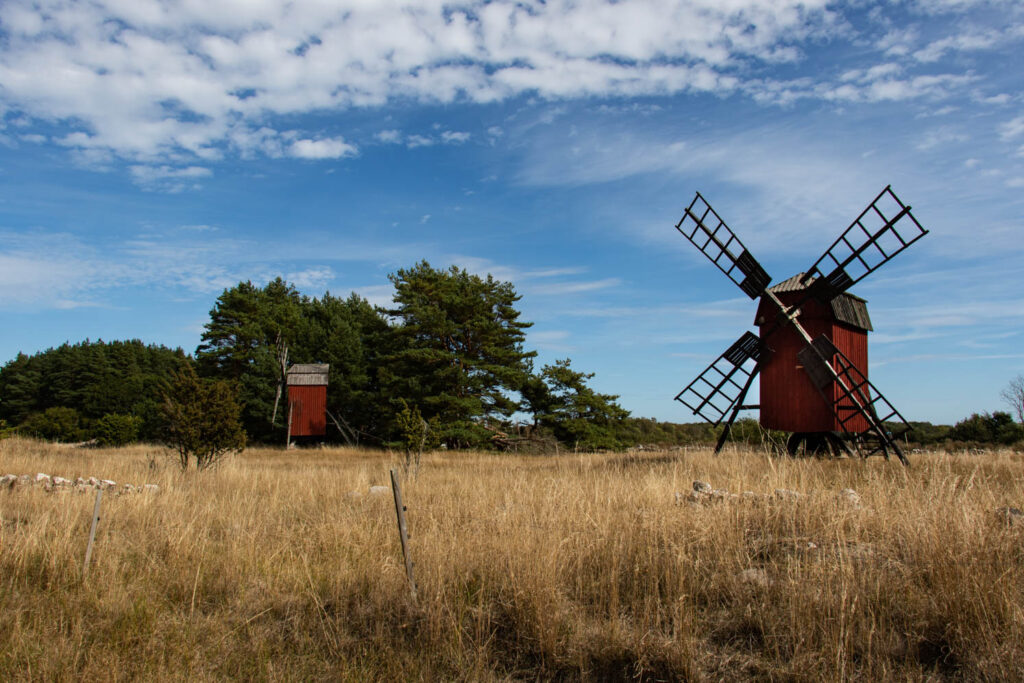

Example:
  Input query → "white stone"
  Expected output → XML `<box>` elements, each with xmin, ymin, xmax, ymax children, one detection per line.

<box><xmin>737</xmin><ymin>568</ymin><xmax>771</xmax><ymax>588</ymax></box>
<box><xmin>838</xmin><ymin>488</ymin><xmax>861</xmax><ymax>508</ymax></box>
<box><xmin>368</xmin><ymin>485</ymin><xmax>390</xmax><ymax>496</ymax></box>
<box><xmin>1</xmin><ymin>474</ymin><xmax>16</xmax><ymax>489</ymax></box>
<box><xmin>100</xmin><ymin>479</ymin><xmax>116</xmax><ymax>489</ymax></box>
<box><xmin>35</xmin><ymin>473</ymin><xmax>52</xmax><ymax>484</ymax></box>
<box><xmin>52</xmin><ymin>476</ymin><xmax>72</xmax><ymax>486</ymax></box>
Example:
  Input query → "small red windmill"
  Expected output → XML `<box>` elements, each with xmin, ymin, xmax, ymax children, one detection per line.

<box><xmin>673</xmin><ymin>186</ymin><xmax>928</xmax><ymax>464</ymax></box>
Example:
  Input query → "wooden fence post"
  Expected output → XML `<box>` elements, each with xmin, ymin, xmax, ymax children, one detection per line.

<box><xmin>83</xmin><ymin>488</ymin><xmax>103</xmax><ymax>578</ymax></box>
<box><xmin>390</xmin><ymin>469</ymin><xmax>417</xmax><ymax>601</ymax></box>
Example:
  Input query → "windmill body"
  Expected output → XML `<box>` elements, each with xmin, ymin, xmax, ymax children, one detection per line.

<box><xmin>756</xmin><ymin>274</ymin><xmax>871</xmax><ymax>434</ymax></box>
<box><xmin>671</xmin><ymin>186</ymin><xmax>928</xmax><ymax>464</ymax></box>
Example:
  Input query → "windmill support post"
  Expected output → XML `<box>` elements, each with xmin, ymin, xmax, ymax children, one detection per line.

<box><xmin>713</xmin><ymin>364</ymin><xmax>761</xmax><ymax>455</ymax></box>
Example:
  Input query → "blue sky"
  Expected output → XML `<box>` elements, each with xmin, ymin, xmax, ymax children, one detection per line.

<box><xmin>1</xmin><ymin>0</ymin><xmax>1022</xmax><ymax>425</ymax></box>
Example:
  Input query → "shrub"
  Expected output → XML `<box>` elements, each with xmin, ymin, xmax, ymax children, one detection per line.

<box><xmin>19</xmin><ymin>406</ymin><xmax>84</xmax><ymax>442</ymax></box>
<box><xmin>161</xmin><ymin>366</ymin><xmax>246</xmax><ymax>470</ymax></box>
<box><xmin>94</xmin><ymin>413</ymin><xmax>142</xmax><ymax>447</ymax></box>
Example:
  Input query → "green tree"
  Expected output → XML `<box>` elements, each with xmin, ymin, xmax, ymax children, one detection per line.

<box><xmin>535</xmin><ymin>359</ymin><xmax>629</xmax><ymax>451</ymax></box>
<box><xmin>0</xmin><ymin>340</ymin><xmax>189</xmax><ymax>440</ymax></box>
<box><xmin>948</xmin><ymin>411</ymin><xmax>1023</xmax><ymax>446</ymax></box>
<box><xmin>94</xmin><ymin>413</ymin><xmax>143</xmax><ymax>447</ymax></box>
<box><xmin>162</xmin><ymin>366</ymin><xmax>246</xmax><ymax>470</ymax></box>
<box><xmin>196</xmin><ymin>278</ymin><xmax>305</xmax><ymax>440</ymax></box>
<box><xmin>382</xmin><ymin>261</ymin><xmax>536</xmax><ymax>448</ymax></box>
<box><xmin>20</xmin><ymin>406</ymin><xmax>84</xmax><ymax>442</ymax></box>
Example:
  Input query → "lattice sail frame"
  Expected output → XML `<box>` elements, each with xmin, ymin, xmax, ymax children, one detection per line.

<box><xmin>801</xmin><ymin>185</ymin><xmax>928</xmax><ymax>304</ymax></box>
<box><xmin>675</xmin><ymin>192</ymin><xmax>772</xmax><ymax>299</ymax></box>
<box><xmin>675</xmin><ymin>332</ymin><xmax>762</xmax><ymax>425</ymax></box>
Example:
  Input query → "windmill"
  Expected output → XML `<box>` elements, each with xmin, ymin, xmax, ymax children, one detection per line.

<box><xmin>673</xmin><ymin>186</ymin><xmax>928</xmax><ymax>464</ymax></box>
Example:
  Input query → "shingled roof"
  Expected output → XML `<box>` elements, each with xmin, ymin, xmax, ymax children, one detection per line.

<box><xmin>766</xmin><ymin>273</ymin><xmax>873</xmax><ymax>331</ymax></box>
<box><xmin>286</xmin><ymin>364</ymin><xmax>330</xmax><ymax>386</ymax></box>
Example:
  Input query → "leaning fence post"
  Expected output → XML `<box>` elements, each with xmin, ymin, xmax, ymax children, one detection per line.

<box><xmin>83</xmin><ymin>488</ymin><xmax>103</xmax><ymax>578</ymax></box>
<box><xmin>389</xmin><ymin>468</ymin><xmax>417</xmax><ymax>601</ymax></box>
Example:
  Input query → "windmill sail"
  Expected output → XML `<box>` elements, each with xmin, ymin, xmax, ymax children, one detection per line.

<box><xmin>675</xmin><ymin>332</ymin><xmax>763</xmax><ymax>425</ymax></box>
<box><xmin>675</xmin><ymin>192</ymin><xmax>772</xmax><ymax>299</ymax></box>
<box><xmin>801</xmin><ymin>186</ymin><xmax>928</xmax><ymax>303</ymax></box>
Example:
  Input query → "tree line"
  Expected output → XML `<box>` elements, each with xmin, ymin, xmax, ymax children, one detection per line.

<box><xmin>1</xmin><ymin>261</ymin><xmax>1022</xmax><ymax>452</ymax></box>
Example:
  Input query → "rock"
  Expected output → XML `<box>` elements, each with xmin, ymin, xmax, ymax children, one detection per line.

<box><xmin>737</xmin><ymin>568</ymin><xmax>771</xmax><ymax>588</ymax></box>
<box><xmin>368</xmin><ymin>485</ymin><xmax>390</xmax><ymax>496</ymax></box>
<box><xmin>0</xmin><ymin>474</ymin><xmax>16</xmax><ymax>489</ymax></box>
<box><xmin>837</xmin><ymin>488</ymin><xmax>861</xmax><ymax>508</ymax></box>
<box><xmin>143</xmin><ymin>484</ymin><xmax>160</xmax><ymax>493</ymax></box>
<box><xmin>35</xmin><ymin>473</ymin><xmax>52</xmax><ymax>484</ymax></box>
<box><xmin>76</xmin><ymin>477</ymin><xmax>87</xmax><ymax>487</ymax></box>
<box><xmin>741</xmin><ymin>491</ymin><xmax>762</xmax><ymax>501</ymax></box>
<box><xmin>100</xmin><ymin>479</ymin><xmax>116</xmax><ymax>489</ymax></box>
<box><xmin>87</xmin><ymin>477</ymin><xmax>100</xmax><ymax>487</ymax></box>
<box><xmin>774</xmin><ymin>488</ymin><xmax>802</xmax><ymax>501</ymax></box>
<box><xmin>995</xmin><ymin>506</ymin><xmax>1023</xmax><ymax>527</ymax></box>
<box><xmin>692</xmin><ymin>480</ymin><xmax>712</xmax><ymax>494</ymax></box>
<box><xmin>52</xmin><ymin>476</ymin><xmax>72</xmax><ymax>487</ymax></box>
<box><xmin>18</xmin><ymin>475</ymin><xmax>32</xmax><ymax>487</ymax></box>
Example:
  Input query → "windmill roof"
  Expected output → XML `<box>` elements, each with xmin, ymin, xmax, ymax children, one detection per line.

<box><xmin>286</xmin><ymin>363</ymin><xmax>330</xmax><ymax>386</ymax></box>
<box><xmin>764</xmin><ymin>273</ymin><xmax>873</xmax><ymax>331</ymax></box>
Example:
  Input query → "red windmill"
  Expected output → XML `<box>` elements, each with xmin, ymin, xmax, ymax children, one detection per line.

<box><xmin>673</xmin><ymin>186</ymin><xmax>928</xmax><ymax>464</ymax></box>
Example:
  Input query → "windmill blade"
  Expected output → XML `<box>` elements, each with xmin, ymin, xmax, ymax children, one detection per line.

<box><xmin>801</xmin><ymin>186</ymin><xmax>928</xmax><ymax>303</ymax></box>
<box><xmin>797</xmin><ymin>335</ymin><xmax>911</xmax><ymax>465</ymax></box>
<box><xmin>675</xmin><ymin>332</ymin><xmax>763</xmax><ymax>425</ymax></box>
<box><xmin>675</xmin><ymin>192</ymin><xmax>772</xmax><ymax>299</ymax></box>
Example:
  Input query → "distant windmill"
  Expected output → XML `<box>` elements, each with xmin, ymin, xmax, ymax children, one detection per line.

<box><xmin>672</xmin><ymin>186</ymin><xmax>928</xmax><ymax>464</ymax></box>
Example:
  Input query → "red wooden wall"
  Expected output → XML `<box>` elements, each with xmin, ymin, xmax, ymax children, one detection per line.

<box><xmin>287</xmin><ymin>385</ymin><xmax>327</xmax><ymax>436</ymax></box>
<box><xmin>757</xmin><ymin>295</ymin><xmax>870</xmax><ymax>433</ymax></box>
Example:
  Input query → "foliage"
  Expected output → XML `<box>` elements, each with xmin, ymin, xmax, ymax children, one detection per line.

<box><xmin>0</xmin><ymin>340</ymin><xmax>191</xmax><ymax>440</ymax></box>
<box><xmin>382</xmin><ymin>261</ymin><xmax>536</xmax><ymax>448</ymax></box>
<box><xmin>161</xmin><ymin>366</ymin><xmax>246</xmax><ymax>470</ymax></box>
<box><xmin>1002</xmin><ymin>374</ymin><xmax>1024</xmax><ymax>424</ymax></box>
<box><xmin>94</xmin><ymin>413</ymin><xmax>143</xmax><ymax>447</ymax></box>
<box><xmin>19</xmin><ymin>406</ymin><xmax>84</xmax><ymax>442</ymax></box>
<box><xmin>533</xmin><ymin>359</ymin><xmax>629</xmax><ymax>450</ymax></box>
<box><xmin>947</xmin><ymin>411</ymin><xmax>1023</xmax><ymax>447</ymax></box>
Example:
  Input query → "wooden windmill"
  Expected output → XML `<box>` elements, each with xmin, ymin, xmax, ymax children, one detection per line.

<box><xmin>673</xmin><ymin>186</ymin><xmax>928</xmax><ymax>464</ymax></box>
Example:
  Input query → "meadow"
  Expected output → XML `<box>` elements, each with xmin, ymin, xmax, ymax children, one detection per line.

<box><xmin>2</xmin><ymin>437</ymin><xmax>1023</xmax><ymax>681</ymax></box>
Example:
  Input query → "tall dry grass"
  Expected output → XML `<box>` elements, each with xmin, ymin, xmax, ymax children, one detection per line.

<box><xmin>2</xmin><ymin>436</ymin><xmax>1023</xmax><ymax>680</ymax></box>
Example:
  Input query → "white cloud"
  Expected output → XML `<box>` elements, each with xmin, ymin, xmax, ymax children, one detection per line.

<box><xmin>375</xmin><ymin>129</ymin><xmax>402</xmax><ymax>144</ymax></box>
<box><xmin>128</xmin><ymin>164</ymin><xmax>212</xmax><ymax>191</ymax></box>
<box><xmin>0</xmin><ymin>0</ymin><xmax>996</xmax><ymax>166</ymax></box>
<box><xmin>440</xmin><ymin>130</ymin><xmax>470</xmax><ymax>144</ymax></box>
<box><xmin>999</xmin><ymin>115</ymin><xmax>1024</xmax><ymax>140</ymax></box>
<box><xmin>288</xmin><ymin>137</ymin><xmax>357</xmax><ymax>159</ymax></box>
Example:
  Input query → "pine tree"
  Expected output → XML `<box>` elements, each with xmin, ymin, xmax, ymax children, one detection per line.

<box><xmin>383</xmin><ymin>261</ymin><xmax>536</xmax><ymax>448</ymax></box>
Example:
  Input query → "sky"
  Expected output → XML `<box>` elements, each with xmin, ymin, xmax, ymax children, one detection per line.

<box><xmin>1</xmin><ymin>0</ymin><xmax>1023</xmax><ymax>426</ymax></box>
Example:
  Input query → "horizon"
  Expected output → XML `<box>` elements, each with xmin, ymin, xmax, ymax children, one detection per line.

<box><xmin>2</xmin><ymin>1</ymin><xmax>1023</xmax><ymax>426</ymax></box>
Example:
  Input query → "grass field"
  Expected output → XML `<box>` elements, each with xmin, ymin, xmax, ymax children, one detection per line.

<box><xmin>2</xmin><ymin>437</ymin><xmax>1023</xmax><ymax>681</ymax></box>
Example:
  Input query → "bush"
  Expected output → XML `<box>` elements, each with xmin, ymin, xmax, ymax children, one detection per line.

<box><xmin>19</xmin><ymin>406</ymin><xmax>84</xmax><ymax>442</ymax></box>
<box><xmin>94</xmin><ymin>413</ymin><xmax>142</xmax><ymax>447</ymax></box>
<box><xmin>162</xmin><ymin>366</ymin><xmax>246</xmax><ymax>470</ymax></box>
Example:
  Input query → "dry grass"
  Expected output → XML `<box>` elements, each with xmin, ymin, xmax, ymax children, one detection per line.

<box><xmin>2</xmin><ymin>437</ymin><xmax>1023</xmax><ymax>681</ymax></box>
